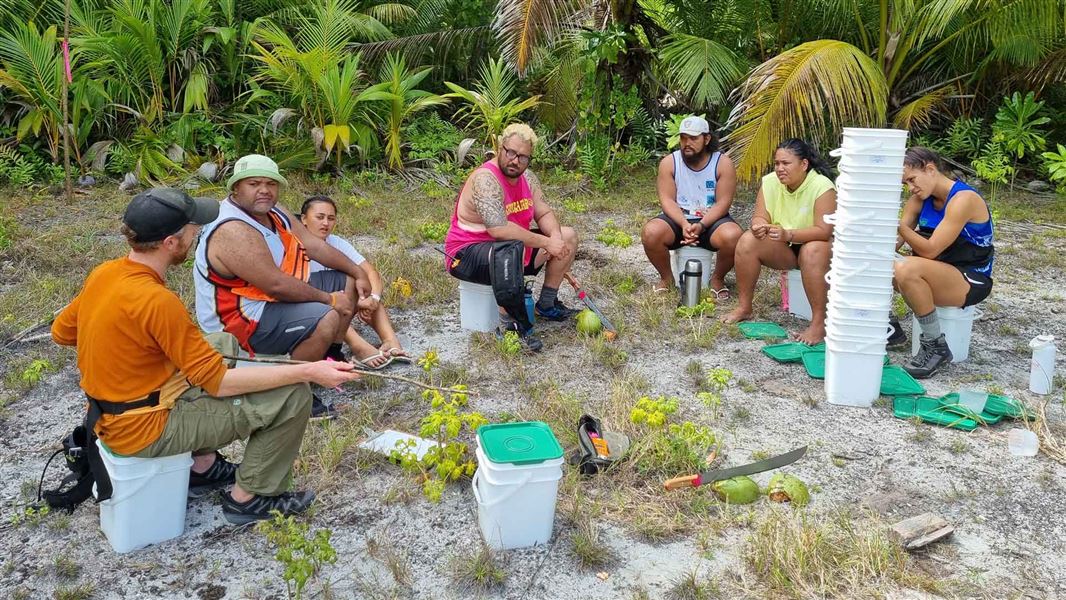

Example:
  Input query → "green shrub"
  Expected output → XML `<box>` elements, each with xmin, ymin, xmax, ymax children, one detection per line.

<box><xmin>404</xmin><ymin>113</ymin><xmax>464</xmax><ymax>161</ymax></box>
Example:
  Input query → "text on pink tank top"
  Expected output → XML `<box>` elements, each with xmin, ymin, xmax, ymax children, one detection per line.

<box><xmin>444</xmin><ymin>160</ymin><xmax>535</xmax><ymax>267</ymax></box>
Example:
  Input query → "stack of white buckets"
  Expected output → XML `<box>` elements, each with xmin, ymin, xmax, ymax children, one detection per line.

<box><xmin>823</xmin><ymin>128</ymin><xmax>909</xmax><ymax>407</ymax></box>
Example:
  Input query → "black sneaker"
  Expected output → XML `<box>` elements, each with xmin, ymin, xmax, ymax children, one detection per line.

<box><xmin>496</xmin><ymin>322</ymin><xmax>543</xmax><ymax>353</ymax></box>
<box><xmin>310</xmin><ymin>394</ymin><xmax>338</xmax><ymax>421</ymax></box>
<box><xmin>904</xmin><ymin>334</ymin><xmax>953</xmax><ymax>379</ymax></box>
<box><xmin>220</xmin><ymin>489</ymin><xmax>316</xmax><ymax>525</ymax></box>
<box><xmin>535</xmin><ymin>300</ymin><xmax>580</xmax><ymax>322</ymax></box>
<box><xmin>887</xmin><ymin>317</ymin><xmax>908</xmax><ymax>349</ymax></box>
<box><xmin>189</xmin><ymin>452</ymin><xmax>239</xmax><ymax>498</ymax></box>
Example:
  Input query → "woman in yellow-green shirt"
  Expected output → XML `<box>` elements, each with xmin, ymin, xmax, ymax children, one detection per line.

<box><xmin>722</xmin><ymin>139</ymin><xmax>837</xmax><ymax>345</ymax></box>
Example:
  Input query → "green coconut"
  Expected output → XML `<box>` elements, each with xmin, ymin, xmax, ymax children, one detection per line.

<box><xmin>711</xmin><ymin>476</ymin><xmax>760</xmax><ymax>504</ymax></box>
<box><xmin>576</xmin><ymin>309</ymin><xmax>603</xmax><ymax>335</ymax></box>
<box><xmin>767</xmin><ymin>473</ymin><xmax>810</xmax><ymax>506</ymax></box>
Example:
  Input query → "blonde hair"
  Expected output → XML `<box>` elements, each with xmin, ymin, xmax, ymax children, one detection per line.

<box><xmin>499</xmin><ymin>123</ymin><xmax>538</xmax><ymax>149</ymax></box>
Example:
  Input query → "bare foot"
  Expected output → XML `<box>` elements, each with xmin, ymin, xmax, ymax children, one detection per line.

<box><xmin>379</xmin><ymin>338</ymin><xmax>408</xmax><ymax>357</ymax></box>
<box><xmin>653</xmin><ymin>278</ymin><xmax>673</xmax><ymax>293</ymax></box>
<box><xmin>721</xmin><ymin>307</ymin><xmax>753</xmax><ymax>324</ymax></box>
<box><xmin>795</xmin><ymin>322</ymin><xmax>826</xmax><ymax>345</ymax></box>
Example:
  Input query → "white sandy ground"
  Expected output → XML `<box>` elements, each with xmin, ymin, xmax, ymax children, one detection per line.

<box><xmin>1</xmin><ymin>218</ymin><xmax>1065</xmax><ymax>599</ymax></box>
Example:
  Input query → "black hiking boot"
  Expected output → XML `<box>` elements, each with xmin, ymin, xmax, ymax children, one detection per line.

<box><xmin>310</xmin><ymin>394</ymin><xmax>338</xmax><ymax>421</ymax></box>
<box><xmin>496</xmin><ymin>322</ymin><xmax>543</xmax><ymax>353</ymax></box>
<box><xmin>904</xmin><ymin>334</ymin><xmax>953</xmax><ymax>379</ymax></box>
<box><xmin>887</xmin><ymin>316</ymin><xmax>908</xmax><ymax>349</ymax></box>
<box><xmin>189</xmin><ymin>452</ymin><xmax>239</xmax><ymax>498</ymax></box>
<box><xmin>220</xmin><ymin>489</ymin><xmax>316</xmax><ymax>525</ymax></box>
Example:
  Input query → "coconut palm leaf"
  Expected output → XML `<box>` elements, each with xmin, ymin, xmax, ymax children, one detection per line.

<box><xmin>657</xmin><ymin>33</ymin><xmax>746</xmax><ymax>108</ymax></box>
<box><xmin>493</xmin><ymin>0</ymin><xmax>588</xmax><ymax>75</ymax></box>
<box><xmin>892</xmin><ymin>84</ymin><xmax>952</xmax><ymax>130</ymax></box>
<box><xmin>0</xmin><ymin>22</ymin><xmax>65</xmax><ymax>158</ymax></box>
<box><xmin>444</xmin><ymin>57</ymin><xmax>541</xmax><ymax>148</ymax></box>
<box><xmin>377</xmin><ymin>52</ymin><xmax>449</xmax><ymax>169</ymax></box>
<box><xmin>723</xmin><ymin>39</ymin><xmax>887</xmax><ymax>182</ymax></box>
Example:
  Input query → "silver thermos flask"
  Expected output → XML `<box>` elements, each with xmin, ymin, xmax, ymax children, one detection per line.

<box><xmin>680</xmin><ymin>259</ymin><xmax>703</xmax><ymax>307</ymax></box>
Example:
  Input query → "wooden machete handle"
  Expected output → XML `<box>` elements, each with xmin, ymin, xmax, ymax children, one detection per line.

<box><xmin>663</xmin><ymin>475</ymin><xmax>700</xmax><ymax>490</ymax></box>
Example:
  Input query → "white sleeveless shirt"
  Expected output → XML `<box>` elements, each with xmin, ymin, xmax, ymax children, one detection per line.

<box><xmin>193</xmin><ymin>198</ymin><xmax>291</xmax><ymax>332</ymax></box>
<box><xmin>672</xmin><ymin>150</ymin><xmax>721</xmax><ymax>220</ymax></box>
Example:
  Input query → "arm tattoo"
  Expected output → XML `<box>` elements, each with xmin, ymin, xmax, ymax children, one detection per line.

<box><xmin>524</xmin><ymin>169</ymin><xmax>541</xmax><ymax>195</ymax></box>
<box><xmin>471</xmin><ymin>171</ymin><xmax>507</xmax><ymax>228</ymax></box>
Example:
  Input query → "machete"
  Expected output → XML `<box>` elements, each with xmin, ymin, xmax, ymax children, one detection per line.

<box><xmin>663</xmin><ymin>445</ymin><xmax>807</xmax><ymax>490</ymax></box>
<box><xmin>563</xmin><ymin>272</ymin><xmax>618</xmax><ymax>340</ymax></box>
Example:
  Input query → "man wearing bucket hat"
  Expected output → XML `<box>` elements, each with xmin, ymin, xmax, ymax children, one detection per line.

<box><xmin>641</xmin><ymin>115</ymin><xmax>743</xmax><ymax>296</ymax></box>
<box><xmin>53</xmin><ymin>188</ymin><xmax>361</xmax><ymax>524</ymax></box>
<box><xmin>194</xmin><ymin>154</ymin><xmax>372</xmax><ymax>418</ymax></box>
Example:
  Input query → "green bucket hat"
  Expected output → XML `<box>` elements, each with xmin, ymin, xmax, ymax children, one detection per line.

<box><xmin>227</xmin><ymin>154</ymin><xmax>289</xmax><ymax>189</ymax></box>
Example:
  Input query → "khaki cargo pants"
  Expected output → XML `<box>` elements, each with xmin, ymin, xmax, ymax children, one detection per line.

<box><xmin>133</xmin><ymin>332</ymin><xmax>312</xmax><ymax>496</ymax></box>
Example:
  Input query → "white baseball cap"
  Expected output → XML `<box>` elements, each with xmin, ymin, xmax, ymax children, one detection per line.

<box><xmin>678</xmin><ymin>115</ymin><xmax>710</xmax><ymax>136</ymax></box>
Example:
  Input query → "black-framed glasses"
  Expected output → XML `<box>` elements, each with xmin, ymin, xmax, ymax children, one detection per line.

<box><xmin>502</xmin><ymin>147</ymin><xmax>532</xmax><ymax>166</ymax></box>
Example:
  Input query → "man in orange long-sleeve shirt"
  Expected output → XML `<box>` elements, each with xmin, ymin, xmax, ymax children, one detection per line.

<box><xmin>53</xmin><ymin>188</ymin><xmax>361</xmax><ymax>524</ymax></box>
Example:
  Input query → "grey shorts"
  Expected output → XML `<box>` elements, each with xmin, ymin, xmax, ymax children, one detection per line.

<box><xmin>247</xmin><ymin>271</ymin><xmax>348</xmax><ymax>355</ymax></box>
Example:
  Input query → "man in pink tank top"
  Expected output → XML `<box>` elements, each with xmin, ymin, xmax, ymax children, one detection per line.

<box><xmin>444</xmin><ymin>123</ymin><xmax>579</xmax><ymax>351</ymax></box>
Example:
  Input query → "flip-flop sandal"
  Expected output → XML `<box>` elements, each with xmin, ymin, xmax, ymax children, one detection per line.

<box><xmin>652</xmin><ymin>285</ymin><xmax>671</xmax><ymax>294</ymax></box>
<box><xmin>385</xmin><ymin>348</ymin><xmax>413</xmax><ymax>364</ymax></box>
<box><xmin>711</xmin><ymin>288</ymin><xmax>731</xmax><ymax>300</ymax></box>
<box><xmin>353</xmin><ymin>352</ymin><xmax>394</xmax><ymax>371</ymax></box>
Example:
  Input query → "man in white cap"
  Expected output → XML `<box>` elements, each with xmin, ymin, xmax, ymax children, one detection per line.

<box><xmin>640</xmin><ymin>115</ymin><xmax>742</xmax><ymax>297</ymax></box>
<box><xmin>194</xmin><ymin>155</ymin><xmax>371</xmax><ymax>418</ymax></box>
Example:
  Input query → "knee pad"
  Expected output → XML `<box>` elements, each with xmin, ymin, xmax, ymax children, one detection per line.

<box><xmin>488</xmin><ymin>240</ymin><xmax>532</xmax><ymax>330</ymax></box>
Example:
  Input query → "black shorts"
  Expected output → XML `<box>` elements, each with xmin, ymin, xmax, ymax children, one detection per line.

<box><xmin>958</xmin><ymin>268</ymin><xmax>993</xmax><ymax>307</ymax></box>
<box><xmin>448</xmin><ymin>242</ymin><xmax>543</xmax><ymax>285</ymax></box>
<box><xmin>655</xmin><ymin>213</ymin><xmax>737</xmax><ymax>251</ymax></box>
<box><xmin>247</xmin><ymin>270</ymin><xmax>347</xmax><ymax>355</ymax></box>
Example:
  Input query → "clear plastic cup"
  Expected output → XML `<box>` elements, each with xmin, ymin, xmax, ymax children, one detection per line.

<box><xmin>958</xmin><ymin>390</ymin><xmax>988</xmax><ymax>414</ymax></box>
<box><xmin>1007</xmin><ymin>429</ymin><xmax>1039</xmax><ymax>457</ymax></box>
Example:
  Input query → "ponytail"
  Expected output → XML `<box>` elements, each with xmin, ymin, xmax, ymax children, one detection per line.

<box><xmin>776</xmin><ymin>139</ymin><xmax>834</xmax><ymax>179</ymax></box>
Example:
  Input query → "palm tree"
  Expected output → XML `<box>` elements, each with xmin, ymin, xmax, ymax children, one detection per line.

<box><xmin>723</xmin><ymin>0</ymin><xmax>1064</xmax><ymax>180</ymax></box>
<box><xmin>444</xmin><ymin>57</ymin><xmax>541</xmax><ymax>150</ymax></box>
<box><xmin>0</xmin><ymin>22</ymin><xmax>67</xmax><ymax>160</ymax></box>
<box><xmin>250</xmin><ymin>8</ymin><xmax>396</xmax><ymax>168</ymax></box>
<box><xmin>377</xmin><ymin>53</ymin><xmax>449</xmax><ymax>170</ymax></box>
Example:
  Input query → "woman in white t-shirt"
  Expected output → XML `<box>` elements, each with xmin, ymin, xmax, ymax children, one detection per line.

<box><xmin>300</xmin><ymin>196</ymin><xmax>408</xmax><ymax>368</ymax></box>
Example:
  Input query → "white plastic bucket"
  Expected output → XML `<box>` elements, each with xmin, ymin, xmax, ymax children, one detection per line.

<box><xmin>836</xmin><ymin>172</ymin><xmax>906</xmax><ymax>193</ymax></box>
<box><xmin>670</xmin><ymin>246</ymin><xmax>714</xmax><ymax>287</ymax></box>
<box><xmin>784</xmin><ymin>269</ymin><xmax>811</xmax><ymax>320</ymax></box>
<box><xmin>96</xmin><ymin>441</ymin><xmax>192</xmax><ymax>553</ymax></box>
<box><xmin>839</xmin><ymin>127</ymin><xmax>909</xmax><ymax>149</ymax></box>
<box><xmin>829</xmin><ymin>303</ymin><xmax>891</xmax><ymax>323</ymax></box>
<box><xmin>827</xmin><ymin>314</ymin><xmax>890</xmax><ymax>338</ymax></box>
<box><xmin>825</xmin><ymin>269</ymin><xmax>893</xmax><ymax>289</ymax></box>
<box><xmin>823</xmin><ymin>212</ymin><xmax>899</xmax><ymax>232</ymax></box>
<box><xmin>910</xmin><ymin>305</ymin><xmax>981</xmax><ymax>363</ymax></box>
<box><xmin>825</xmin><ymin>348</ymin><xmax>886</xmax><ymax>407</ymax></box>
<box><xmin>472</xmin><ymin>445</ymin><xmax>563</xmax><ymax>550</ymax></box>
<box><xmin>458</xmin><ymin>280</ymin><xmax>500</xmax><ymax>332</ymax></box>
<box><xmin>828</xmin><ymin>286</ymin><xmax>894</xmax><ymax>308</ymax></box>
<box><xmin>835</xmin><ymin>161</ymin><xmax>903</xmax><ymax>181</ymax></box>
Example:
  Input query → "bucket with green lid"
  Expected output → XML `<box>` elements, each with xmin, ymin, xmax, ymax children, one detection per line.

<box><xmin>473</xmin><ymin>421</ymin><xmax>564</xmax><ymax>550</ymax></box>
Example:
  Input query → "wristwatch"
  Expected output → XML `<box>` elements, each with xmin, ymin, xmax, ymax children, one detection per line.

<box><xmin>370</xmin><ymin>293</ymin><xmax>381</xmax><ymax>301</ymax></box>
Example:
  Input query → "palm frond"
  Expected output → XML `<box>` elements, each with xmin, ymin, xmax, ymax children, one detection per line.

<box><xmin>657</xmin><ymin>33</ymin><xmax>746</xmax><ymax>108</ymax></box>
<box><xmin>493</xmin><ymin>0</ymin><xmax>587</xmax><ymax>75</ymax></box>
<box><xmin>892</xmin><ymin>84</ymin><xmax>951</xmax><ymax>130</ymax></box>
<box><xmin>723</xmin><ymin>39</ymin><xmax>888</xmax><ymax>182</ymax></box>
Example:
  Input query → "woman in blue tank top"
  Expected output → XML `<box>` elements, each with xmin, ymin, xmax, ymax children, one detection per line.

<box><xmin>893</xmin><ymin>147</ymin><xmax>994</xmax><ymax>378</ymax></box>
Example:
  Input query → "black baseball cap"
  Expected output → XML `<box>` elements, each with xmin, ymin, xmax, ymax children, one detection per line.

<box><xmin>122</xmin><ymin>188</ymin><xmax>219</xmax><ymax>243</ymax></box>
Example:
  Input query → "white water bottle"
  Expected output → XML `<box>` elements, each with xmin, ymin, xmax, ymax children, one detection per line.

<box><xmin>1029</xmin><ymin>335</ymin><xmax>1056</xmax><ymax>395</ymax></box>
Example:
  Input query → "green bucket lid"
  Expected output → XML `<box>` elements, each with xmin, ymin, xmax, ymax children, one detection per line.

<box><xmin>477</xmin><ymin>421</ymin><xmax>563</xmax><ymax>465</ymax></box>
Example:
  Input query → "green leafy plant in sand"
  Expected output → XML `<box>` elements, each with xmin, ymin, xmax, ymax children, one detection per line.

<box><xmin>257</xmin><ymin>511</ymin><xmax>337</xmax><ymax>600</ymax></box>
